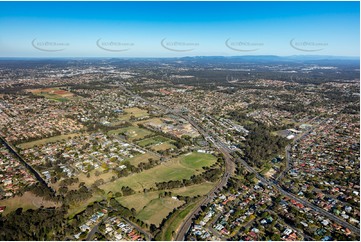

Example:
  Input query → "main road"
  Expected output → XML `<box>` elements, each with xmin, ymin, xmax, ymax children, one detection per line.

<box><xmin>174</xmin><ymin>115</ymin><xmax>236</xmax><ymax>241</ymax></box>
<box><xmin>118</xmin><ymin>85</ymin><xmax>236</xmax><ymax>240</ymax></box>
<box><xmin>119</xmin><ymin>85</ymin><xmax>359</xmax><ymax>238</ymax></box>
<box><xmin>175</xmin><ymin>113</ymin><xmax>359</xmax><ymax>237</ymax></box>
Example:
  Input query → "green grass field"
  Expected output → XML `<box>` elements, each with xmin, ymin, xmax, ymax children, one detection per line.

<box><xmin>136</xmin><ymin>135</ymin><xmax>170</xmax><ymax>147</ymax></box>
<box><xmin>179</xmin><ymin>152</ymin><xmax>217</xmax><ymax>169</ymax></box>
<box><xmin>151</xmin><ymin>142</ymin><xmax>176</xmax><ymax>151</ymax></box>
<box><xmin>108</xmin><ymin>126</ymin><xmax>154</xmax><ymax>141</ymax></box>
<box><xmin>124</xmin><ymin>152</ymin><xmax>159</xmax><ymax>166</ymax></box>
<box><xmin>116</xmin><ymin>182</ymin><xmax>214</xmax><ymax>213</ymax></box>
<box><xmin>17</xmin><ymin>133</ymin><xmax>80</xmax><ymax>149</ymax></box>
<box><xmin>100</xmin><ymin>152</ymin><xmax>217</xmax><ymax>193</ymax></box>
<box><xmin>135</xmin><ymin>197</ymin><xmax>184</xmax><ymax>226</ymax></box>
<box><xmin>166</xmin><ymin>182</ymin><xmax>215</xmax><ymax>197</ymax></box>
<box><xmin>118</xmin><ymin>107</ymin><xmax>149</xmax><ymax>121</ymax></box>
<box><xmin>116</xmin><ymin>192</ymin><xmax>159</xmax><ymax>212</ymax></box>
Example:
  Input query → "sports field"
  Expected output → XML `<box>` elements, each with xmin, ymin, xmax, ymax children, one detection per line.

<box><xmin>27</xmin><ymin>87</ymin><xmax>74</xmax><ymax>102</ymax></box>
<box><xmin>108</xmin><ymin>126</ymin><xmax>153</xmax><ymax>141</ymax></box>
<box><xmin>179</xmin><ymin>152</ymin><xmax>217</xmax><ymax>169</ymax></box>
<box><xmin>137</xmin><ymin>135</ymin><xmax>170</xmax><ymax>147</ymax></box>
<box><xmin>151</xmin><ymin>142</ymin><xmax>176</xmax><ymax>151</ymax></box>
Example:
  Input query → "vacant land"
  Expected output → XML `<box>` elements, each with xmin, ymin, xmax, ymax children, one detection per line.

<box><xmin>116</xmin><ymin>192</ymin><xmax>160</xmax><ymax>212</ymax></box>
<box><xmin>117</xmin><ymin>192</ymin><xmax>185</xmax><ymax>226</ymax></box>
<box><xmin>108</xmin><ymin>126</ymin><xmax>153</xmax><ymax>141</ymax></box>
<box><xmin>136</xmin><ymin>197</ymin><xmax>184</xmax><ymax>226</ymax></box>
<box><xmin>118</xmin><ymin>107</ymin><xmax>149</xmax><ymax>121</ymax></box>
<box><xmin>17</xmin><ymin>133</ymin><xmax>80</xmax><ymax>149</ymax></box>
<box><xmin>134</xmin><ymin>117</ymin><xmax>164</xmax><ymax>126</ymax></box>
<box><xmin>0</xmin><ymin>192</ymin><xmax>60</xmax><ymax>215</ymax></box>
<box><xmin>100</xmin><ymin>152</ymin><xmax>217</xmax><ymax>193</ymax></box>
<box><xmin>116</xmin><ymin>182</ymin><xmax>214</xmax><ymax>213</ymax></box>
<box><xmin>124</xmin><ymin>152</ymin><xmax>159</xmax><ymax>167</ymax></box>
<box><xmin>166</xmin><ymin>182</ymin><xmax>215</xmax><ymax>197</ymax></box>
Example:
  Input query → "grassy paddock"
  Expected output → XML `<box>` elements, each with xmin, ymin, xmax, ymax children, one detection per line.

<box><xmin>117</xmin><ymin>107</ymin><xmax>149</xmax><ymax>121</ymax></box>
<box><xmin>0</xmin><ymin>192</ymin><xmax>60</xmax><ymax>215</ymax></box>
<box><xmin>135</xmin><ymin>197</ymin><xmax>184</xmax><ymax>226</ymax></box>
<box><xmin>136</xmin><ymin>135</ymin><xmax>170</xmax><ymax>147</ymax></box>
<box><xmin>116</xmin><ymin>182</ymin><xmax>214</xmax><ymax>212</ymax></box>
<box><xmin>17</xmin><ymin>133</ymin><xmax>80</xmax><ymax>149</ymax></box>
<box><xmin>124</xmin><ymin>152</ymin><xmax>159</xmax><ymax>167</ymax></box>
<box><xmin>99</xmin><ymin>152</ymin><xmax>217</xmax><ymax>193</ymax></box>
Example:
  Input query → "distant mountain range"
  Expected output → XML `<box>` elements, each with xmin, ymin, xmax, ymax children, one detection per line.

<box><xmin>0</xmin><ymin>55</ymin><xmax>359</xmax><ymax>61</ymax></box>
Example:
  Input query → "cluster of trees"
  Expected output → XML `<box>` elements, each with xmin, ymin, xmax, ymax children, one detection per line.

<box><xmin>59</xmin><ymin>177</ymin><xmax>79</xmax><ymax>187</ymax></box>
<box><xmin>242</xmin><ymin>122</ymin><xmax>288</xmax><ymax>168</ymax></box>
<box><xmin>28</xmin><ymin>183</ymin><xmax>58</xmax><ymax>202</ymax></box>
<box><xmin>115</xmin><ymin>157</ymin><xmax>162</xmax><ymax>179</ymax></box>
<box><xmin>120</xmin><ymin>186</ymin><xmax>135</xmax><ymax>196</ymax></box>
<box><xmin>137</xmin><ymin>158</ymin><xmax>160</xmax><ymax>171</ymax></box>
<box><xmin>63</xmin><ymin>185</ymin><xmax>92</xmax><ymax>206</ymax></box>
<box><xmin>0</xmin><ymin>207</ymin><xmax>66</xmax><ymax>240</ymax></box>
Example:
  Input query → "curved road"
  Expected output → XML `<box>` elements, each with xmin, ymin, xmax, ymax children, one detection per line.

<box><xmin>174</xmin><ymin>116</ymin><xmax>235</xmax><ymax>241</ymax></box>
<box><xmin>119</xmin><ymin>86</ymin><xmax>360</xmax><ymax>238</ymax></box>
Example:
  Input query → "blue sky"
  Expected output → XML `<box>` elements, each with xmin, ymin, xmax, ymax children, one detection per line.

<box><xmin>0</xmin><ymin>1</ymin><xmax>359</xmax><ymax>57</ymax></box>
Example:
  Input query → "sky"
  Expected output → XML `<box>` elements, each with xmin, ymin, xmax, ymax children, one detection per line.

<box><xmin>0</xmin><ymin>1</ymin><xmax>359</xmax><ymax>57</ymax></box>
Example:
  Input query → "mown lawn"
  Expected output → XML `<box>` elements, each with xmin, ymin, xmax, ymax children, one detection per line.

<box><xmin>108</xmin><ymin>126</ymin><xmax>153</xmax><ymax>141</ymax></box>
<box><xmin>99</xmin><ymin>152</ymin><xmax>217</xmax><ymax>193</ymax></box>
<box><xmin>179</xmin><ymin>152</ymin><xmax>217</xmax><ymax>169</ymax></box>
